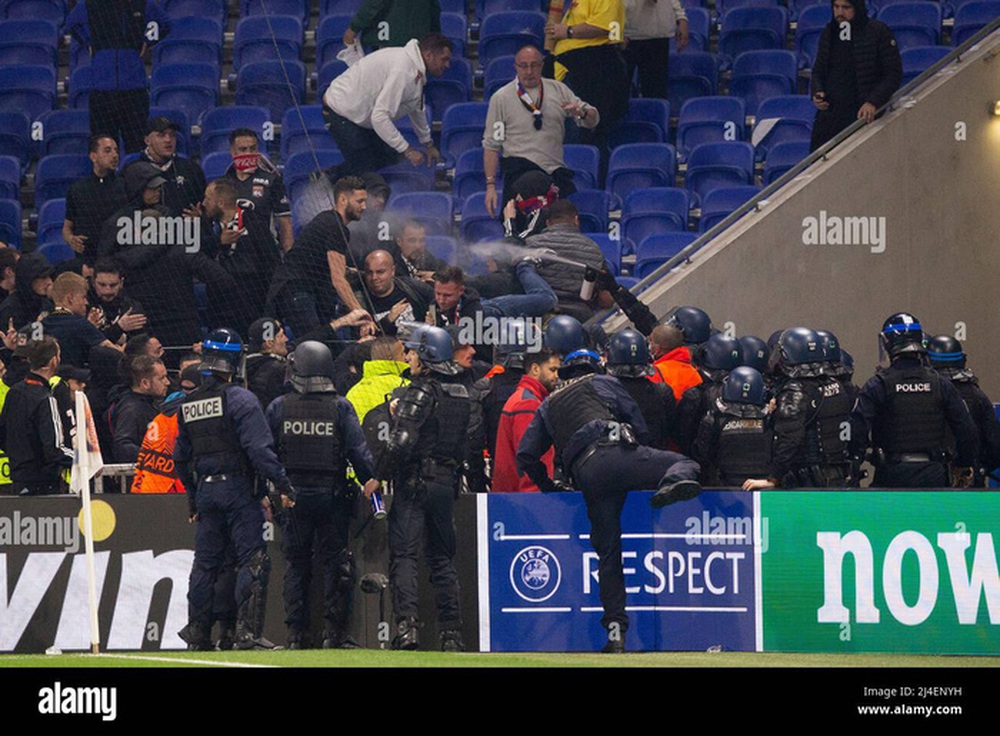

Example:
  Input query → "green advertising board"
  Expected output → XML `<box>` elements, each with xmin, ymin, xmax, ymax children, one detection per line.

<box><xmin>760</xmin><ymin>492</ymin><xmax>1000</xmax><ymax>654</ymax></box>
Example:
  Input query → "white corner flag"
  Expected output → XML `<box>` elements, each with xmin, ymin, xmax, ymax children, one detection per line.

<box><xmin>72</xmin><ymin>390</ymin><xmax>105</xmax><ymax>654</ymax></box>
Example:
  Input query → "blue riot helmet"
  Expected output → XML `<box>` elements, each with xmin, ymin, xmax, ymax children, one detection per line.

<box><xmin>544</xmin><ymin>315</ymin><xmax>585</xmax><ymax>354</ymax></box>
<box><xmin>815</xmin><ymin>329</ymin><xmax>842</xmax><ymax>363</ymax></box>
<box><xmin>879</xmin><ymin>312</ymin><xmax>926</xmax><ymax>361</ymax></box>
<box><xmin>606</xmin><ymin>329</ymin><xmax>654</xmax><ymax>378</ymax></box>
<box><xmin>403</xmin><ymin>324</ymin><xmax>460</xmax><ymax>375</ymax></box>
<box><xmin>289</xmin><ymin>340</ymin><xmax>336</xmax><ymax>393</ymax></box>
<box><xmin>697</xmin><ymin>334</ymin><xmax>741</xmax><ymax>372</ymax></box>
<box><xmin>778</xmin><ymin>327</ymin><xmax>824</xmax><ymax>365</ymax></box>
<box><xmin>557</xmin><ymin>348</ymin><xmax>604</xmax><ymax>379</ymax></box>
<box><xmin>665</xmin><ymin>306</ymin><xmax>712</xmax><ymax>346</ymax></box>
<box><xmin>927</xmin><ymin>334</ymin><xmax>966</xmax><ymax>368</ymax></box>
<box><xmin>738</xmin><ymin>335</ymin><xmax>769</xmax><ymax>373</ymax></box>
<box><xmin>722</xmin><ymin>366</ymin><xmax>767</xmax><ymax>406</ymax></box>
<box><xmin>201</xmin><ymin>327</ymin><xmax>244</xmax><ymax>374</ymax></box>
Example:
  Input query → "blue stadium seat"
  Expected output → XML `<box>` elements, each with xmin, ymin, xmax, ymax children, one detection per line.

<box><xmin>676</xmin><ymin>96</ymin><xmax>745</xmax><ymax>162</ymax></box>
<box><xmin>0</xmin><ymin>112</ymin><xmax>32</xmax><ymax>169</ymax></box>
<box><xmin>877</xmin><ymin>2</ymin><xmax>941</xmax><ymax>50</ymax></box>
<box><xmin>671</xmin><ymin>7</ymin><xmax>710</xmax><ymax>52</ymax></box>
<box><xmin>0</xmin><ymin>155</ymin><xmax>19</xmax><ymax>200</ymax></box>
<box><xmin>715</xmin><ymin>0</ymin><xmax>781</xmax><ymax>17</ymax></box>
<box><xmin>900</xmin><ymin>45</ymin><xmax>952</xmax><ymax>85</ymax></box>
<box><xmin>426</xmin><ymin>57</ymin><xmax>473</xmax><ymax>122</ymax></box>
<box><xmin>387</xmin><ymin>191</ymin><xmax>455</xmax><ymax>235</ymax></box>
<box><xmin>241</xmin><ymin>0</ymin><xmax>309</xmax><ymax>25</ymax></box>
<box><xmin>320</xmin><ymin>0</ymin><xmax>363</xmax><ymax>16</ymax></box>
<box><xmin>233</xmin><ymin>15</ymin><xmax>303</xmax><ymax>70</ymax></box>
<box><xmin>952</xmin><ymin>0</ymin><xmax>1000</xmax><ymax>45</ymax></box>
<box><xmin>484</xmin><ymin>55</ymin><xmax>515</xmax><ymax>100</ymax></box>
<box><xmin>200</xmin><ymin>151</ymin><xmax>232</xmax><ymax>180</ymax></box>
<box><xmin>440</xmin><ymin>12</ymin><xmax>468</xmax><ymax>58</ymax></box>
<box><xmin>35</xmin><ymin>153</ymin><xmax>91</xmax><ymax>208</ymax></box>
<box><xmin>621</xmin><ymin>187</ymin><xmax>690</xmax><ymax>254</ymax></box>
<box><xmin>168</xmin><ymin>15</ymin><xmax>225</xmax><ymax>44</ymax></box>
<box><xmin>752</xmin><ymin>95</ymin><xmax>814</xmax><ymax>161</ymax></box>
<box><xmin>717</xmin><ymin>7</ymin><xmax>788</xmax><ymax>67</ymax></box>
<box><xmin>460</xmin><ymin>192</ymin><xmax>504</xmax><ymax>242</ymax></box>
<box><xmin>452</xmin><ymin>148</ymin><xmax>500</xmax><ymax>201</ymax></box>
<box><xmin>439</xmin><ymin>0</ymin><xmax>465</xmax><ymax>14</ymax></box>
<box><xmin>393</xmin><ymin>109</ymin><xmax>432</xmax><ymax>151</ymax></box>
<box><xmin>284</xmin><ymin>149</ymin><xmax>345</xmax><ymax>204</ymax></box>
<box><xmin>0</xmin><ymin>19</ymin><xmax>59</xmax><ymax>66</ymax></box>
<box><xmin>378</xmin><ymin>161</ymin><xmax>435</xmax><ymax>195</ymax></box>
<box><xmin>585</xmin><ymin>233</ymin><xmax>622</xmax><ymax>275</ymax></box>
<box><xmin>200</xmin><ymin>106</ymin><xmax>272</xmax><ymax>157</ymax></box>
<box><xmin>152</xmin><ymin>39</ymin><xmax>223</xmax><ymax>67</ymax></box>
<box><xmin>634</xmin><ymin>232</ymin><xmax>698</xmax><ymax>278</ymax></box>
<box><xmin>729</xmin><ymin>49</ymin><xmax>798</xmax><ymax>116</ymax></box>
<box><xmin>151</xmin><ymin>62</ymin><xmax>220</xmax><ymax>126</ymax></box>
<box><xmin>0</xmin><ymin>198</ymin><xmax>21</xmax><ymax>248</ymax></box>
<box><xmin>316</xmin><ymin>59</ymin><xmax>350</xmax><ymax>95</ymax></box>
<box><xmin>35</xmin><ymin>109</ymin><xmax>91</xmax><ymax>157</ymax></box>
<box><xmin>281</xmin><ymin>105</ymin><xmax>336</xmax><ymax>162</ymax></box>
<box><xmin>2</xmin><ymin>0</ymin><xmax>65</xmax><ymax>24</ymax></box>
<box><xmin>481</xmin><ymin>0</ymin><xmax>542</xmax><ymax>16</ymax></box>
<box><xmin>607</xmin><ymin>98</ymin><xmax>670</xmax><ymax>149</ymax></box>
<box><xmin>684</xmin><ymin>141</ymin><xmax>755</xmax><ymax>206</ymax></box>
<box><xmin>478</xmin><ymin>11</ymin><xmax>545</xmax><ymax>69</ymax></box>
<box><xmin>0</xmin><ymin>64</ymin><xmax>56</xmax><ymax>121</ymax></box>
<box><xmin>162</xmin><ymin>0</ymin><xmax>226</xmax><ymax>25</ymax></box>
<box><xmin>38</xmin><ymin>241</ymin><xmax>75</xmax><ymax>264</ymax></box>
<box><xmin>605</xmin><ymin>143</ymin><xmax>678</xmax><ymax>201</ymax></box>
<box><xmin>794</xmin><ymin>4</ymin><xmax>831</xmax><ymax>69</ymax></box>
<box><xmin>785</xmin><ymin>0</ymin><xmax>827</xmax><ymax>20</ymax></box>
<box><xmin>698</xmin><ymin>184</ymin><xmax>761</xmax><ymax>232</ymax></box>
<box><xmin>567</xmin><ymin>189</ymin><xmax>618</xmax><ymax>234</ymax></box>
<box><xmin>667</xmin><ymin>52</ymin><xmax>720</xmax><ymax>116</ymax></box>
<box><xmin>235</xmin><ymin>60</ymin><xmax>306</xmax><ymax>122</ymax></box>
<box><xmin>762</xmin><ymin>140</ymin><xmax>811</xmax><ymax>184</ymax></box>
<box><xmin>67</xmin><ymin>64</ymin><xmax>93</xmax><ymax>109</ymax></box>
<box><xmin>424</xmin><ymin>235</ymin><xmax>458</xmax><ymax>264</ymax></box>
<box><xmin>316</xmin><ymin>14</ymin><xmax>355</xmax><ymax>71</ymax></box>
<box><xmin>440</xmin><ymin>102</ymin><xmax>489</xmax><ymax>166</ymax></box>
<box><xmin>36</xmin><ymin>197</ymin><xmax>66</xmax><ymax>247</ymax></box>
<box><xmin>563</xmin><ymin>144</ymin><xmax>602</xmax><ymax>190</ymax></box>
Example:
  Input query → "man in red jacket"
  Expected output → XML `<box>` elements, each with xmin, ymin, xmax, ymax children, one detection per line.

<box><xmin>492</xmin><ymin>348</ymin><xmax>561</xmax><ymax>492</ymax></box>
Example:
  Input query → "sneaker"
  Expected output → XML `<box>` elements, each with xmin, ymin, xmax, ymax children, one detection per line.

<box><xmin>234</xmin><ymin>634</ymin><xmax>283</xmax><ymax>651</ymax></box>
<box><xmin>322</xmin><ymin>631</ymin><xmax>362</xmax><ymax>649</ymax></box>
<box><xmin>440</xmin><ymin>629</ymin><xmax>465</xmax><ymax>652</ymax></box>
<box><xmin>390</xmin><ymin>617</ymin><xmax>420</xmax><ymax>651</ymax></box>
<box><xmin>650</xmin><ymin>479</ymin><xmax>702</xmax><ymax>509</ymax></box>
<box><xmin>178</xmin><ymin>623</ymin><xmax>213</xmax><ymax>652</ymax></box>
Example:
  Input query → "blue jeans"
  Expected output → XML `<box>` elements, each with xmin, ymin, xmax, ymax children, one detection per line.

<box><xmin>481</xmin><ymin>262</ymin><xmax>557</xmax><ymax>319</ymax></box>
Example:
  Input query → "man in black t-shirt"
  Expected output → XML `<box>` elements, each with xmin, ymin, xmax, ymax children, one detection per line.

<box><xmin>41</xmin><ymin>272</ymin><xmax>121</xmax><ymax>368</ymax></box>
<box><xmin>63</xmin><ymin>135</ymin><xmax>128</xmax><ymax>270</ymax></box>
<box><xmin>358</xmin><ymin>249</ymin><xmax>432</xmax><ymax>336</ymax></box>
<box><xmin>223</xmin><ymin>128</ymin><xmax>293</xmax><ymax>254</ymax></box>
<box><xmin>134</xmin><ymin>116</ymin><xmax>207</xmax><ymax>217</ymax></box>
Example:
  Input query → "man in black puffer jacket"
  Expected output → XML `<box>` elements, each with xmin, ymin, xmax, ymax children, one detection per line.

<box><xmin>810</xmin><ymin>0</ymin><xmax>902</xmax><ymax>151</ymax></box>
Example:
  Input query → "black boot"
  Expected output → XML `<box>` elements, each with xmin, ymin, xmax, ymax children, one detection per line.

<box><xmin>322</xmin><ymin>629</ymin><xmax>362</xmax><ymax>649</ymax></box>
<box><xmin>440</xmin><ymin>629</ymin><xmax>465</xmax><ymax>652</ymax></box>
<box><xmin>234</xmin><ymin>622</ymin><xmax>283</xmax><ymax>650</ymax></box>
<box><xmin>215</xmin><ymin>624</ymin><xmax>235</xmax><ymax>651</ymax></box>
<box><xmin>178</xmin><ymin>623</ymin><xmax>213</xmax><ymax>652</ymax></box>
<box><xmin>391</xmin><ymin>617</ymin><xmax>420</xmax><ymax>651</ymax></box>
<box><xmin>650</xmin><ymin>479</ymin><xmax>701</xmax><ymax>509</ymax></box>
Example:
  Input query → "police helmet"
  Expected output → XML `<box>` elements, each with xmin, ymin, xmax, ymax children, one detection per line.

<box><xmin>815</xmin><ymin>329</ymin><xmax>842</xmax><ymax>363</ymax></box>
<box><xmin>778</xmin><ymin>327</ymin><xmax>824</xmax><ymax>365</ymax></box>
<box><xmin>722</xmin><ymin>366</ymin><xmax>767</xmax><ymax>406</ymax></box>
<box><xmin>665</xmin><ymin>306</ymin><xmax>712</xmax><ymax>345</ymax></box>
<box><xmin>289</xmin><ymin>340</ymin><xmax>336</xmax><ymax>393</ymax></box>
<box><xmin>201</xmin><ymin>327</ymin><xmax>243</xmax><ymax>374</ymax></box>
<box><xmin>697</xmin><ymin>334</ymin><xmax>741</xmax><ymax>372</ymax></box>
<box><xmin>927</xmin><ymin>334</ymin><xmax>966</xmax><ymax>368</ymax></box>
<box><xmin>879</xmin><ymin>312</ymin><xmax>926</xmax><ymax>359</ymax></box>
<box><xmin>606</xmin><ymin>329</ymin><xmax>654</xmax><ymax>378</ymax></box>
<box><xmin>557</xmin><ymin>348</ymin><xmax>604</xmax><ymax>379</ymax></box>
<box><xmin>495</xmin><ymin>318</ymin><xmax>542</xmax><ymax>371</ymax></box>
<box><xmin>738</xmin><ymin>335</ymin><xmax>769</xmax><ymax>373</ymax></box>
<box><xmin>404</xmin><ymin>325</ymin><xmax>460</xmax><ymax>375</ymax></box>
<box><xmin>544</xmin><ymin>315</ymin><xmax>585</xmax><ymax>354</ymax></box>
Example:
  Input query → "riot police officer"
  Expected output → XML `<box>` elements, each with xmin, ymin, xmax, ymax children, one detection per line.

<box><xmin>849</xmin><ymin>314</ymin><xmax>978</xmax><ymax>488</ymax></box>
<box><xmin>375</xmin><ymin>325</ymin><xmax>472</xmax><ymax>652</ymax></box>
<box><xmin>694</xmin><ymin>367</ymin><xmax>773</xmax><ymax>487</ymax></box>
<box><xmin>927</xmin><ymin>335</ymin><xmax>1000</xmax><ymax>485</ymax></box>
<box><xmin>675</xmin><ymin>334</ymin><xmax>742</xmax><ymax>455</ymax></box>
<box><xmin>266</xmin><ymin>340</ymin><xmax>380</xmax><ymax>649</ymax></box>
<box><xmin>516</xmin><ymin>349</ymin><xmax>701</xmax><ymax>652</ymax></box>
<box><xmin>605</xmin><ymin>328</ymin><xmax>676</xmax><ymax>449</ymax></box>
<box><xmin>665</xmin><ymin>305</ymin><xmax>713</xmax><ymax>351</ymax></box>
<box><xmin>175</xmin><ymin>328</ymin><xmax>295</xmax><ymax>651</ymax></box>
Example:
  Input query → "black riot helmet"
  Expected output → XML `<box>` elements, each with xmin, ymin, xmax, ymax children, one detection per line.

<box><xmin>200</xmin><ymin>327</ymin><xmax>243</xmax><ymax>375</ymax></box>
<box><xmin>543</xmin><ymin>315</ymin><xmax>585</xmax><ymax>355</ymax></box>
<box><xmin>722</xmin><ymin>366</ymin><xmax>767</xmax><ymax>406</ymax></box>
<box><xmin>404</xmin><ymin>324</ymin><xmax>460</xmax><ymax>375</ymax></box>
<box><xmin>495</xmin><ymin>317</ymin><xmax>542</xmax><ymax>371</ymax></box>
<box><xmin>879</xmin><ymin>312</ymin><xmax>926</xmax><ymax>360</ymax></box>
<box><xmin>289</xmin><ymin>340</ymin><xmax>336</xmax><ymax>393</ymax></box>
<box><xmin>606</xmin><ymin>329</ymin><xmax>654</xmax><ymax>378</ymax></box>
<box><xmin>815</xmin><ymin>329</ymin><xmax>842</xmax><ymax>363</ymax></box>
<box><xmin>738</xmin><ymin>335</ymin><xmax>769</xmax><ymax>373</ymax></box>
<box><xmin>665</xmin><ymin>306</ymin><xmax>712</xmax><ymax>346</ymax></box>
<box><xmin>698</xmin><ymin>334</ymin><xmax>741</xmax><ymax>372</ymax></box>
<box><xmin>927</xmin><ymin>335</ymin><xmax>967</xmax><ymax>368</ymax></box>
<box><xmin>778</xmin><ymin>327</ymin><xmax>824</xmax><ymax>365</ymax></box>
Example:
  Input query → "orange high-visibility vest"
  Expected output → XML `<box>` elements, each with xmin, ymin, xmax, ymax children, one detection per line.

<box><xmin>130</xmin><ymin>410</ymin><xmax>186</xmax><ymax>494</ymax></box>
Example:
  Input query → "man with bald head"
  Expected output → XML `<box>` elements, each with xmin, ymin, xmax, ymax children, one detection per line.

<box><xmin>357</xmin><ymin>249</ymin><xmax>432</xmax><ymax>336</ymax></box>
<box><xmin>649</xmin><ymin>324</ymin><xmax>702</xmax><ymax>401</ymax></box>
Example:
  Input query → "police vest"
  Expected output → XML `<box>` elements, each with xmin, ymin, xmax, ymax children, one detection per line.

<box><xmin>178</xmin><ymin>382</ymin><xmax>248</xmax><ymax>472</ymax></box>
<box><xmin>875</xmin><ymin>364</ymin><xmax>946</xmax><ymax>457</ymax></box>
<box><xmin>131</xmin><ymin>409</ymin><xmax>184</xmax><ymax>494</ymax></box>
<box><xmin>0</xmin><ymin>379</ymin><xmax>10</xmax><ymax>486</ymax></box>
<box><xmin>714</xmin><ymin>400</ymin><xmax>772</xmax><ymax>484</ymax></box>
<box><xmin>802</xmin><ymin>376</ymin><xmax>853</xmax><ymax>467</ymax></box>
<box><xmin>278</xmin><ymin>393</ymin><xmax>344</xmax><ymax>486</ymax></box>
<box><xmin>415</xmin><ymin>379</ymin><xmax>471</xmax><ymax>468</ymax></box>
<box><xmin>547</xmin><ymin>374</ymin><xmax>615</xmax><ymax>455</ymax></box>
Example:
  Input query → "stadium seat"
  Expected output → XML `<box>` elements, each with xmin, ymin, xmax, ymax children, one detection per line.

<box><xmin>794</xmin><ymin>4</ymin><xmax>832</xmax><ymax>69</ymax></box>
<box><xmin>233</xmin><ymin>15</ymin><xmax>303</xmax><ymax>70</ymax></box>
<box><xmin>387</xmin><ymin>191</ymin><xmax>455</xmax><ymax>235</ymax></box>
<box><xmin>439</xmin><ymin>0</ymin><xmax>465</xmax><ymax>13</ymax></box>
<box><xmin>35</xmin><ymin>153</ymin><xmax>91</xmax><ymax>208</ymax></box>
<box><xmin>671</xmin><ymin>7</ymin><xmax>710</xmax><ymax>52</ymax></box>
<box><xmin>199</xmin><ymin>106</ymin><xmax>272</xmax><ymax>157</ymax></box>
<box><xmin>284</xmin><ymin>149</ymin><xmax>345</xmax><ymax>204</ymax></box>
<box><xmin>951</xmin><ymin>0</ymin><xmax>1000</xmax><ymax>45</ymax></box>
<box><xmin>241</xmin><ymin>0</ymin><xmax>309</xmax><ymax>25</ymax></box>
<box><xmin>37</xmin><ymin>240</ymin><xmax>75</xmax><ymax>264</ymax></box>
<box><xmin>717</xmin><ymin>7</ymin><xmax>788</xmax><ymax>67</ymax></box>
<box><xmin>762</xmin><ymin>140</ymin><xmax>811</xmax><ymax>185</ymax></box>
<box><xmin>729</xmin><ymin>49</ymin><xmax>798</xmax><ymax>117</ymax></box>
<box><xmin>0</xmin><ymin>19</ymin><xmax>59</xmax><ymax>66</ymax></box>
<box><xmin>0</xmin><ymin>112</ymin><xmax>32</xmax><ymax>169</ymax></box>
<box><xmin>900</xmin><ymin>45</ymin><xmax>952</xmax><ymax>85</ymax></box>
<box><xmin>752</xmin><ymin>95</ymin><xmax>814</xmax><ymax>161</ymax></box>
<box><xmin>715</xmin><ymin>0</ymin><xmax>782</xmax><ymax>17</ymax></box>
<box><xmin>168</xmin><ymin>15</ymin><xmax>225</xmax><ymax>45</ymax></box>
<box><xmin>378</xmin><ymin>161</ymin><xmax>435</xmax><ymax>195</ymax></box>
<box><xmin>425</xmin><ymin>235</ymin><xmax>458</xmax><ymax>264</ymax></box>
<box><xmin>684</xmin><ymin>141</ymin><xmax>755</xmax><ymax>206</ymax></box>
<box><xmin>698</xmin><ymin>184</ymin><xmax>761</xmax><ymax>232</ymax></box>
<box><xmin>2</xmin><ymin>0</ymin><xmax>66</xmax><ymax>25</ymax></box>
<box><xmin>482</xmin><ymin>0</ymin><xmax>542</xmax><ymax>16</ymax></box>
<box><xmin>67</xmin><ymin>65</ymin><xmax>93</xmax><ymax>109</ymax></box>
<box><xmin>0</xmin><ymin>155</ymin><xmax>19</xmax><ymax>200</ymax></box>
<box><xmin>0</xmin><ymin>64</ymin><xmax>56</xmax><ymax>121</ymax></box>
<box><xmin>235</xmin><ymin>60</ymin><xmax>306</xmax><ymax>122</ymax></box>
<box><xmin>152</xmin><ymin>39</ymin><xmax>223</xmax><ymax>67</ymax></box>
<box><xmin>316</xmin><ymin>59</ymin><xmax>349</xmax><ymax>95</ymax></box>
<box><xmin>36</xmin><ymin>197</ymin><xmax>66</xmax><ymax>247</ymax></box>
<box><xmin>667</xmin><ymin>52</ymin><xmax>720</xmax><ymax>117</ymax></box>
<box><xmin>35</xmin><ymin>109</ymin><xmax>91</xmax><ymax>157</ymax></box>
<box><xmin>316</xmin><ymin>14</ymin><xmax>355</xmax><ymax>71</ymax></box>
<box><xmin>200</xmin><ymin>151</ymin><xmax>232</xmax><ymax>180</ymax></box>
<box><xmin>568</xmin><ymin>189</ymin><xmax>619</xmax><ymax>235</ymax></box>
<box><xmin>563</xmin><ymin>144</ymin><xmax>602</xmax><ymax>190</ymax></box>
<box><xmin>484</xmin><ymin>55</ymin><xmax>515</xmax><ymax>100</ymax></box>
<box><xmin>440</xmin><ymin>12</ymin><xmax>468</xmax><ymax>58</ymax></box>
<box><xmin>426</xmin><ymin>57</ymin><xmax>474</xmax><ymax>122</ymax></box>
<box><xmin>605</xmin><ymin>143</ymin><xmax>678</xmax><ymax>201</ymax></box>
<box><xmin>440</xmin><ymin>102</ymin><xmax>490</xmax><ymax>166</ymax></box>
<box><xmin>586</xmin><ymin>233</ymin><xmax>622</xmax><ymax>275</ymax></box>
<box><xmin>877</xmin><ymin>2</ymin><xmax>941</xmax><ymax>50</ymax></box>
<box><xmin>676</xmin><ymin>96</ymin><xmax>746</xmax><ymax>162</ymax></box>
<box><xmin>634</xmin><ymin>232</ymin><xmax>698</xmax><ymax>278</ymax></box>
<box><xmin>162</xmin><ymin>0</ymin><xmax>226</xmax><ymax>25</ymax></box>
<box><xmin>478</xmin><ymin>11</ymin><xmax>546</xmax><ymax>69</ymax></box>
<box><xmin>621</xmin><ymin>187</ymin><xmax>691</xmax><ymax>254</ymax></box>
<box><xmin>151</xmin><ymin>62</ymin><xmax>220</xmax><ymax>126</ymax></box>
<box><xmin>785</xmin><ymin>0</ymin><xmax>827</xmax><ymax>21</ymax></box>
<box><xmin>320</xmin><ymin>0</ymin><xmax>363</xmax><ymax>16</ymax></box>
<box><xmin>460</xmin><ymin>192</ymin><xmax>504</xmax><ymax>242</ymax></box>
<box><xmin>0</xmin><ymin>198</ymin><xmax>21</xmax><ymax>248</ymax></box>
<box><xmin>281</xmin><ymin>105</ymin><xmax>335</xmax><ymax>162</ymax></box>
<box><xmin>452</xmin><ymin>148</ymin><xmax>501</xmax><ymax>201</ymax></box>
<box><xmin>607</xmin><ymin>98</ymin><xmax>670</xmax><ymax>149</ymax></box>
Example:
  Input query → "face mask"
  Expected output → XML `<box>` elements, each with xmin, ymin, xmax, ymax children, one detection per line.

<box><xmin>233</xmin><ymin>152</ymin><xmax>260</xmax><ymax>173</ymax></box>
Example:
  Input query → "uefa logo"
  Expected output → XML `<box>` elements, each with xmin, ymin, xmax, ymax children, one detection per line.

<box><xmin>509</xmin><ymin>546</ymin><xmax>561</xmax><ymax>603</ymax></box>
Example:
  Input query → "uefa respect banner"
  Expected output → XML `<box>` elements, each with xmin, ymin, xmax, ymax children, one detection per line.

<box><xmin>759</xmin><ymin>492</ymin><xmax>1000</xmax><ymax>654</ymax></box>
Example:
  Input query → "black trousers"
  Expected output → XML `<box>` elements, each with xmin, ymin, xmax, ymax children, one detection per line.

<box><xmin>624</xmin><ymin>37</ymin><xmax>671</xmax><ymax>100</ymax></box>
<box><xmin>90</xmin><ymin>88</ymin><xmax>150</xmax><ymax>155</ymax></box>
<box><xmin>322</xmin><ymin>106</ymin><xmax>402</xmax><ymax>177</ymax></box>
